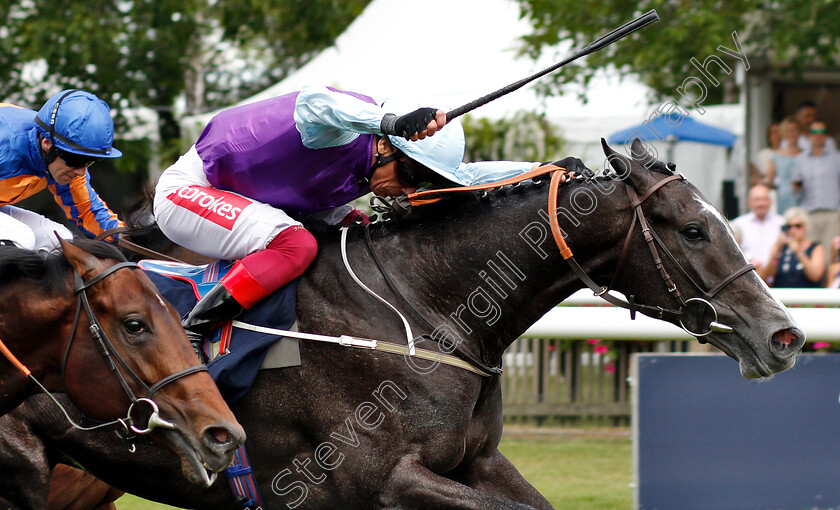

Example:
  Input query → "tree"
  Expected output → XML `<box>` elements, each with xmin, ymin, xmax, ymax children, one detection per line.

<box><xmin>0</xmin><ymin>0</ymin><xmax>371</xmax><ymax>149</ymax></box>
<box><xmin>513</xmin><ymin>0</ymin><xmax>840</xmax><ymax>104</ymax></box>
<box><xmin>462</xmin><ymin>112</ymin><xmax>564</xmax><ymax>163</ymax></box>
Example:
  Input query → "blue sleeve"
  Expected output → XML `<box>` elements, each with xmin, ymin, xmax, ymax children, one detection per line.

<box><xmin>457</xmin><ymin>161</ymin><xmax>536</xmax><ymax>185</ymax></box>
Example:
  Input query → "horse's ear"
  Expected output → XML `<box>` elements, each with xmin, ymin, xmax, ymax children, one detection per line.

<box><xmin>601</xmin><ymin>138</ymin><xmax>632</xmax><ymax>178</ymax></box>
<box><xmin>59</xmin><ymin>237</ymin><xmax>106</xmax><ymax>277</ymax></box>
<box><xmin>601</xmin><ymin>138</ymin><xmax>658</xmax><ymax>192</ymax></box>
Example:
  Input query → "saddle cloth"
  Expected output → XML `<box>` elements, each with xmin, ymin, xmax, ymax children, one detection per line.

<box><xmin>140</xmin><ymin>259</ymin><xmax>300</xmax><ymax>408</ymax></box>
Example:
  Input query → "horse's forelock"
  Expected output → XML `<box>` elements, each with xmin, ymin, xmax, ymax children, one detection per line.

<box><xmin>0</xmin><ymin>239</ymin><xmax>127</xmax><ymax>293</ymax></box>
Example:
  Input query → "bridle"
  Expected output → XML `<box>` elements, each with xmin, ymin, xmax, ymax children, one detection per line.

<box><xmin>546</xmin><ymin>170</ymin><xmax>756</xmax><ymax>338</ymax></box>
<box><xmin>63</xmin><ymin>261</ymin><xmax>208</xmax><ymax>438</ymax></box>
<box><xmin>0</xmin><ymin>261</ymin><xmax>208</xmax><ymax>447</ymax></box>
<box><xmin>405</xmin><ymin>165</ymin><xmax>756</xmax><ymax>337</ymax></box>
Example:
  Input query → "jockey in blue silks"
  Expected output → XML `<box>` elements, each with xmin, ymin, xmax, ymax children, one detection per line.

<box><xmin>0</xmin><ymin>90</ymin><xmax>124</xmax><ymax>251</ymax></box>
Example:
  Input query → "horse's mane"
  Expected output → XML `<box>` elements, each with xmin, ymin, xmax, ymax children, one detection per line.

<box><xmin>306</xmin><ymin>172</ymin><xmax>623</xmax><ymax>244</ymax></box>
<box><xmin>126</xmin><ymin>161</ymin><xmax>670</xmax><ymax>248</ymax></box>
<box><xmin>0</xmin><ymin>238</ymin><xmax>126</xmax><ymax>291</ymax></box>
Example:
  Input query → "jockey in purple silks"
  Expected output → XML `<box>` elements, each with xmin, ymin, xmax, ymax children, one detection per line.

<box><xmin>155</xmin><ymin>84</ymin><xmax>571</xmax><ymax>354</ymax></box>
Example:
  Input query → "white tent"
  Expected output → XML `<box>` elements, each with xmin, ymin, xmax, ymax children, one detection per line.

<box><xmin>182</xmin><ymin>0</ymin><xmax>654</xmax><ymax>132</ymax></box>
<box><xmin>180</xmin><ymin>0</ymin><xmax>743</xmax><ymax>208</ymax></box>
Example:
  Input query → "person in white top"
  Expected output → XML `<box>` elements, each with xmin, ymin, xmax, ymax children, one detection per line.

<box><xmin>730</xmin><ymin>183</ymin><xmax>786</xmax><ymax>266</ymax></box>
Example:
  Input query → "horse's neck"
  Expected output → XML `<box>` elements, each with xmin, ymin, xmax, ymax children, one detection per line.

<box><xmin>0</xmin><ymin>280</ymin><xmax>75</xmax><ymax>389</ymax></box>
<box><xmin>307</xmin><ymin>179</ymin><xmax>630</xmax><ymax>368</ymax></box>
<box><xmin>430</xmin><ymin>184</ymin><xmax>629</xmax><ymax>362</ymax></box>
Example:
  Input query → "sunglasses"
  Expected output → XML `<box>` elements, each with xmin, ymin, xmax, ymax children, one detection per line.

<box><xmin>811</xmin><ymin>128</ymin><xmax>828</xmax><ymax>134</ymax></box>
<box><xmin>58</xmin><ymin>150</ymin><xmax>100</xmax><ymax>169</ymax></box>
<box><xmin>395</xmin><ymin>158</ymin><xmax>430</xmax><ymax>187</ymax></box>
<box><xmin>781</xmin><ymin>223</ymin><xmax>804</xmax><ymax>232</ymax></box>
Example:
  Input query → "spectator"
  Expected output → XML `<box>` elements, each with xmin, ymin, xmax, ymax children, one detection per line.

<box><xmin>827</xmin><ymin>236</ymin><xmax>840</xmax><ymax>289</ymax></box>
<box><xmin>759</xmin><ymin>207</ymin><xmax>825</xmax><ymax>287</ymax></box>
<box><xmin>781</xmin><ymin>100</ymin><xmax>838</xmax><ymax>154</ymax></box>
<box><xmin>791</xmin><ymin>120</ymin><xmax>840</xmax><ymax>269</ymax></box>
<box><xmin>754</xmin><ymin>122</ymin><xmax>781</xmax><ymax>186</ymax></box>
<box><xmin>730</xmin><ymin>183</ymin><xmax>785</xmax><ymax>266</ymax></box>
<box><xmin>767</xmin><ymin>117</ymin><xmax>802</xmax><ymax>214</ymax></box>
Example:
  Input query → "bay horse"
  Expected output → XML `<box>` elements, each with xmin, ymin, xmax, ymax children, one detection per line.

<box><xmin>0</xmin><ymin>238</ymin><xmax>245</xmax><ymax>492</ymax></box>
<box><xmin>0</xmin><ymin>139</ymin><xmax>803</xmax><ymax>509</ymax></box>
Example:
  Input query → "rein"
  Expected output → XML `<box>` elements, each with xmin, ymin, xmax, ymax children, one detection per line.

<box><xmin>336</xmin><ymin>228</ymin><xmax>494</xmax><ymax>376</ymax></box>
<box><xmin>544</xmin><ymin>171</ymin><xmax>754</xmax><ymax>336</ymax></box>
<box><xmin>230</xmin><ymin>320</ymin><xmax>492</xmax><ymax>377</ymax></box>
<box><xmin>0</xmin><ymin>261</ymin><xmax>207</xmax><ymax>445</ymax></box>
<box><xmin>407</xmin><ymin>165</ymin><xmax>563</xmax><ymax>206</ymax></box>
<box><xmin>95</xmin><ymin>226</ymin><xmax>185</xmax><ymax>263</ymax></box>
<box><xmin>362</xmin><ymin>226</ymin><xmax>503</xmax><ymax>376</ymax></box>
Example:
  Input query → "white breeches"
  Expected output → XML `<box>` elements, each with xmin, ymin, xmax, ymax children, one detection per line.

<box><xmin>0</xmin><ymin>205</ymin><xmax>73</xmax><ymax>252</ymax></box>
<box><xmin>153</xmin><ymin>146</ymin><xmax>302</xmax><ymax>261</ymax></box>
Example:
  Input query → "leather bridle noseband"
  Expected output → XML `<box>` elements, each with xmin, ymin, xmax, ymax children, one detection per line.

<box><xmin>547</xmin><ymin>171</ymin><xmax>756</xmax><ymax>338</ymax></box>
<box><xmin>60</xmin><ymin>261</ymin><xmax>208</xmax><ymax>438</ymax></box>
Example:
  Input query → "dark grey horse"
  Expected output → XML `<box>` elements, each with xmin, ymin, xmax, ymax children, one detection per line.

<box><xmin>0</xmin><ymin>140</ymin><xmax>804</xmax><ymax>509</ymax></box>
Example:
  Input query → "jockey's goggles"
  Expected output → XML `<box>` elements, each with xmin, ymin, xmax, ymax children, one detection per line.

<box><xmin>395</xmin><ymin>157</ymin><xmax>434</xmax><ymax>187</ymax></box>
<box><xmin>58</xmin><ymin>149</ymin><xmax>100</xmax><ymax>169</ymax></box>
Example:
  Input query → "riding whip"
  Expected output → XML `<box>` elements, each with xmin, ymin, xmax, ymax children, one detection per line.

<box><xmin>445</xmin><ymin>9</ymin><xmax>660</xmax><ymax>121</ymax></box>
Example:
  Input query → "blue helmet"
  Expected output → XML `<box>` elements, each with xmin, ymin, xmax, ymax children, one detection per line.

<box><xmin>35</xmin><ymin>89</ymin><xmax>122</xmax><ymax>158</ymax></box>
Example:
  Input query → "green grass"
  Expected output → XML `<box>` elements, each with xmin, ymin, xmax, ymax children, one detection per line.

<box><xmin>499</xmin><ymin>428</ymin><xmax>633</xmax><ymax>510</ymax></box>
<box><xmin>116</xmin><ymin>495</ymin><xmax>181</xmax><ymax>509</ymax></box>
<box><xmin>117</xmin><ymin>428</ymin><xmax>632</xmax><ymax>509</ymax></box>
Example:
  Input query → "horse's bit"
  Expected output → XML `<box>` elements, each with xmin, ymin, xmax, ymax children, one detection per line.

<box><xmin>547</xmin><ymin>171</ymin><xmax>755</xmax><ymax>338</ymax></box>
<box><xmin>56</xmin><ymin>262</ymin><xmax>208</xmax><ymax>445</ymax></box>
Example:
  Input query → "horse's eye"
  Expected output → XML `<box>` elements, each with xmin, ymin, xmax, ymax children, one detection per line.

<box><xmin>124</xmin><ymin>319</ymin><xmax>146</xmax><ymax>335</ymax></box>
<box><xmin>683</xmin><ymin>227</ymin><xmax>703</xmax><ymax>241</ymax></box>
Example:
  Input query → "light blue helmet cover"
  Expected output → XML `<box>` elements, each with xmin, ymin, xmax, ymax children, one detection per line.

<box><xmin>35</xmin><ymin>90</ymin><xmax>122</xmax><ymax>158</ymax></box>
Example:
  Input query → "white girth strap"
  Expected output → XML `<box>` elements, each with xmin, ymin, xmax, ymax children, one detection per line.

<box><xmin>340</xmin><ymin>227</ymin><xmax>416</xmax><ymax>355</ymax></box>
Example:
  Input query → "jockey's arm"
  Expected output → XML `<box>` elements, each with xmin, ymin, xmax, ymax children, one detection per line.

<box><xmin>293</xmin><ymin>85</ymin><xmax>392</xmax><ymax>149</ymax></box>
<box><xmin>49</xmin><ymin>172</ymin><xmax>124</xmax><ymax>239</ymax></box>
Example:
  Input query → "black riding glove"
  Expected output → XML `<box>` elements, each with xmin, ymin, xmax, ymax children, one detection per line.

<box><xmin>380</xmin><ymin>107</ymin><xmax>438</xmax><ymax>140</ymax></box>
<box><xmin>542</xmin><ymin>157</ymin><xmax>594</xmax><ymax>178</ymax></box>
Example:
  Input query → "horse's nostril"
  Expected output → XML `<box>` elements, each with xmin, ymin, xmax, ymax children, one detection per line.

<box><xmin>204</xmin><ymin>426</ymin><xmax>233</xmax><ymax>446</ymax></box>
<box><xmin>774</xmin><ymin>330</ymin><xmax>794</xmax><ymax>346</ymax></box>
<box><xmin>771</xmin><ymin>328</ymin><xmax>803</xmax><ymax>356</ymax></box>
